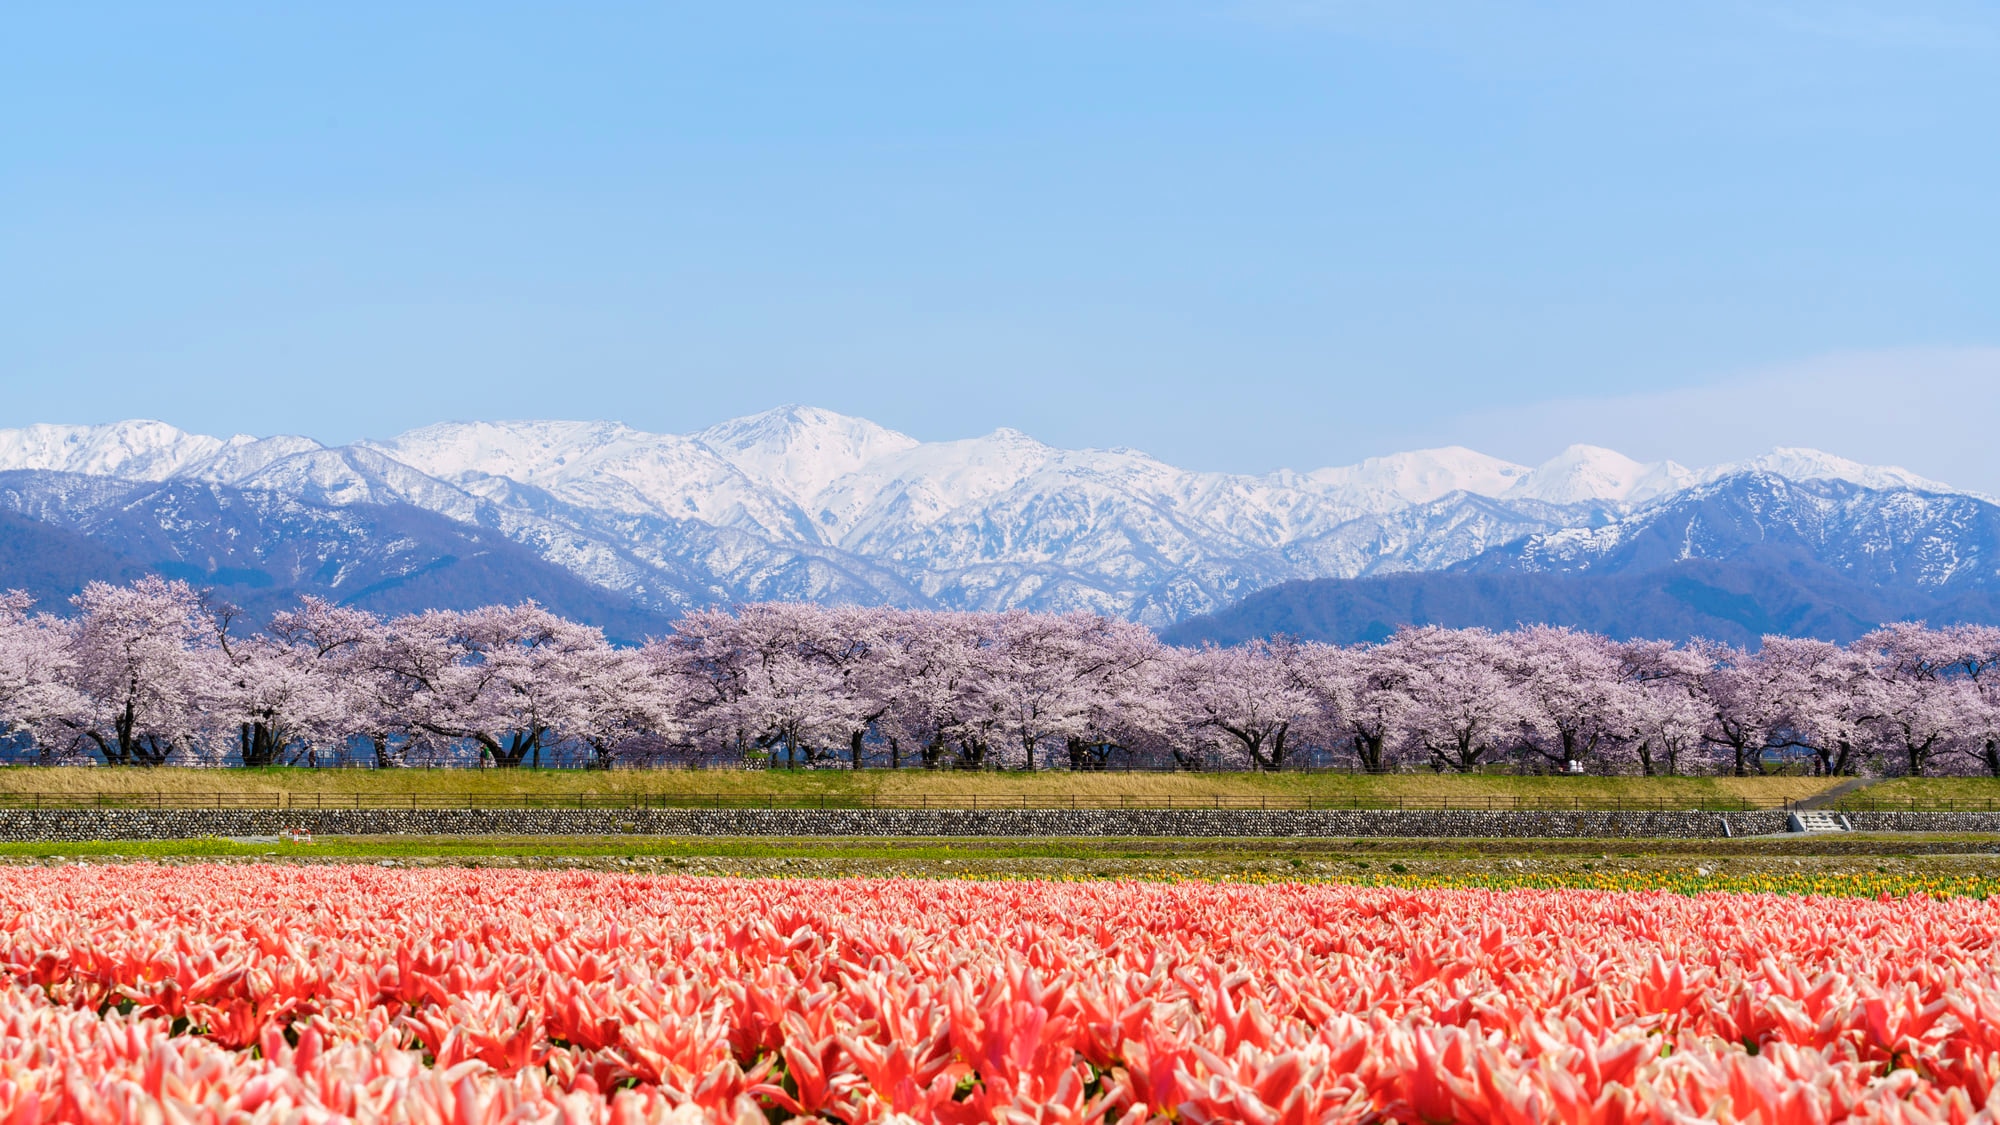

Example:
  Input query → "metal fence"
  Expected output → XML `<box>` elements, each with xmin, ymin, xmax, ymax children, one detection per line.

<box><xmin>0</xmin><ymin>791</ymin><xmax>1798</xmax><ymax>812</ymax></box>
<box><xmin>1829</xmin><ymin>797</ymin><xmax>2000</xmax><ymax>813</ymax></box>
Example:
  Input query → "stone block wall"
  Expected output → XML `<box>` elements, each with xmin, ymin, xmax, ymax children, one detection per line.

<box><xmin>0</xmin><ymin>807</ymin><xmax>1795</xmax><ymax>841</ymax></box>
<box><xmin>1844</xmin><ymin>811</ymin><xmax>2000</xmax><ymax>833</ymax></box>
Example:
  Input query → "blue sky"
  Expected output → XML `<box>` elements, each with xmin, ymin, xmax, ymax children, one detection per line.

<box><xmin>3</xmin><ymin>3</ymin><xmax>1996</xmax><ymax>484</ymax></box>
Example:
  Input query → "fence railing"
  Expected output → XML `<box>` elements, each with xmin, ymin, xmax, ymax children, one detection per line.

<box><xmin>1829</xmin><ymin>797</ymin><xmax>2000</xmax><ymax>813</ymax></box>
<box><xmin>0</xmin><ymin>792</ymin><xmax>1797</xmax><ymax>813</ymax></box>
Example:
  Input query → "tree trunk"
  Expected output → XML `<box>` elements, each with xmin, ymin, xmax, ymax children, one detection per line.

<box><xmin>82</xmin><ymin>729</ymin><xmax>121</xmax><ymax>767</ymax></box>
<box><xmin>480</xmin><ymin>730</ymin><xmax>541</xmax><ymax>769</ymax></box>
<box><xmin>1349</xmin><ymin>729</ymin><xmax>1385</xmax><ymax>773</ymax></box>
<box><xmin>1216</xmin><ymin>721</ymin><xmax>1282</xmax><ymax>770</ymax></box>
<box><xmin>115</xmin><ymin>701</ymin><xmax>137</xmax><ymax>765</ymax></box>
<box><xmin>240</xmin><ymin>721</ymin><xmax>286</xmax><ymax>768</ymax></box>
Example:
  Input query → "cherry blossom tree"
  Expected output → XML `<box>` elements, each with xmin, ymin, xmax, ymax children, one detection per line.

<box><xmin>1689</xmin><ymin>639</ymin><xmax>1796</xmax><ymax>777</ymax></box>
<box><xmin>267</xmin><ymin>598</ymin><xmax>399</xmax><ymax>766</ymax></box>
<box><xmin>817</xmin><ymin>606</ymin><xmax>897</xmax><ymax>769</ymax></box>
<box><xmin>1386</xmin><ymin>627</ymin><xmax>1521</xmax><ymax>773</ymax></box>
<box><xmin>1293</xmin><ymin>642</ymin><xmax>1407</xmax><ymax>773</ymax></box>
<box><xmin>1851</xmin><ymin>623</ymin><xmax>1979</xmax><ymax>778</ymax></box>
<box><xmin>730</xmin><ymin>602</ymin><xmax>866</xmax><ymax>768</ymax></box>
<box><xmin>656</xmin><ymin>603</ymin><xmax>892</xmax><ymax>768</ymax></box>
<box><xmin>568</xmin><ymin>644</ymin><xmax>687</xmax><ymax>767</ymax></box>
<box><xmin>968</xmin><ymin>611</ymin><xmax>1161</xmax><ymax>770</ymax></box>
<box><xmin>1168</xmin><ymin>639</ymin><xmax>1314</xmax><ymax>770</ymax></box>
<box><xmin>873</xmin><ymin>610</ymin><xmax>987</xmax><ymax>769</ymax></box>
<box><xmin>1060</xmin><ymin>616</ymin><xmax>1167</xmax><ymax>770</ymax></box>
<box><xmin>652</xmin><ymin>606</ymin><xmax>755</xmax><ymax>761</ymax></box>
<box><xmin>375</xmin><ymin>602</ymin><xmax>609</xmax><ymax>768</ymax></box>
<box><xmin>1615</xmin><ymin>640</ymin><xmax>1710</xmax><ymax>776</ymax></box>
<box><xmin>25</xmin><ymin>575</ymin><xmax>2000</xmax><ymax>777</ymax></box>
<box><xmin>0</xmin><ymin>592</ymin><xmax>82</xmax><ymax>759</ymax></box>
<box><xmin>1760</xmin><ymin>636</ymin><xmax>1868</xmax><ymax>777</ymax></box>
<box><xmin>1505</xmin><ymin>625</ymin><xmax>1634</xmax><ymax>773</ymax></box>
<box><xmin>1945</xmin><ymin>625</ymin><xmax>2000</xmax><ymax>776</ymax></box>
<box><xmin>59</xmin><ymin>577</ymin><xmax>222</xmax><ymax>765</ymax></box>
<box><xmin>206</xmin><ymin>600</ymin><xmax>354</xmax><ymax>767</ymax></box>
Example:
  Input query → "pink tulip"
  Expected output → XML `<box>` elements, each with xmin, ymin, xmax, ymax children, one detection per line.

<box><xmin>3</xmin><ymin>868</ymin><xmax>2000</xmax><ymax>1122</ymax></box>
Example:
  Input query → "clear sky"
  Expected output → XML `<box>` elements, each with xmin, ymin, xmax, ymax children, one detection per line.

<box><xmin>3</xmin><ymin>3</ymin><xmax>1996</xmax><ymax>485</ymax></box>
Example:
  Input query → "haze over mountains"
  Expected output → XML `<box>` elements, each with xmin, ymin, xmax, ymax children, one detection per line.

<box><xmin>0</xmin><ymin>406</ymin><xmax>1992</xmax><ymax>644</ymax></box>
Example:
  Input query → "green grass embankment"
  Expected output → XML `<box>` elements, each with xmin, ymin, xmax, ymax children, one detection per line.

<box><xmin>9</xmin><ymin>834</ymin><xmax>1998</xmax><ymax>898</ymax></box>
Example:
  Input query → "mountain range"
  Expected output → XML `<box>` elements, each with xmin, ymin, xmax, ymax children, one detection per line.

<box><xmin>1163</xmin><ymin>473</ymin><xmax>2000</xmax><ymax>648</ymax></box>
<box><xmin>0</xmin><ymin>407</ymin><xmax>1992</xmax><ymax>644</ymax></box>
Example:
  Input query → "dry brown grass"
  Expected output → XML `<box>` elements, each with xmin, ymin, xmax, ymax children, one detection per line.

<box><xmin>0</xmin><ymin>766</ymin><xmax>1836</xmax><ymax>807</ymax></box>
<box><xmin>1834</xmin><ymin>777</ymin><xmax>2000</xmax><ymax>809</ymax></box>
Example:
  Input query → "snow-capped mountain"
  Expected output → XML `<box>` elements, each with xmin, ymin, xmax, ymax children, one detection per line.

<box><xmin>1466</xmin><ymin>472</ymin><xmax>2000</xmax><ymax>590</ymax></box>
<box><xmin>695</xmin><ymin>405</ymin><xmax>925</xmax><ymax>519</ymax></box>
<box><xmin>0</xmin><ymin>421</ymin><xmax>247</xmax><ymax>480</ymax></box>
<box><xmin>1168</xmin><ymin>472</ymin><xmax>2000</xmax><ymax>648</ymax></box>
<box><xmin>1700</xmin><ymin>448</ymin><xmax>1964</xmax><ymax>497</ymax></box>
<box><xmin>0</xmin><ymin>408</ymin><xmax>1981</xmax><ymax>629</ymax></box>
<box><xmin>1502</xmin><ymin>445</ymin><xmax>1693</xmax><ymax>506</ymax></box>
<box><xmin>1299</xmin><ymin>447</ymin><xmax>1531</xmax><ymax>510</ymax></box>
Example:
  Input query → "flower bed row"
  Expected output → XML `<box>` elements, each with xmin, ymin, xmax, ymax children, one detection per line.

<box><xmin>1</xmin><ymin>866</ymin><xmax>1997</xmax><ymax>1122</ymax></box>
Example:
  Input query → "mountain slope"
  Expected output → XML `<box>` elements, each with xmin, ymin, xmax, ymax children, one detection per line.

<box><xmin>0</xmin><ymin>510</ymin><xmax>152</xmax><ymax>610</ymax></box>
<box><xmin>0</xmin><ymin>471</ymin><xmax>679</xmax><ymax>642</ymax></box>
<box><xmin>1167</xmin><ymin>475</ymin><xmax>2000</xmax><ymax>645</ymax></box>
<box><xmin>1463</xmin><ymin>473</ymin><xmax>2000</xmax><ymax>592</ymax></box>
<box><xmin>1503</xmin><ymin>445</ymin><xmax>1692</xmax><ymax>505</ymax></box>
<box><xmin>0</xmin><ymin>410</ymin><xmax>1981</xmax><ymax>631</ymax></box>
<box><xmin>1158</xmin><ymin>560</ymin><xmax>1921</xmax><ymax>647</ymax></box>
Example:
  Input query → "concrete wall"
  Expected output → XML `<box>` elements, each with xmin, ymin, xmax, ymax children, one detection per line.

<box><xmin>0</xmin><ymin>807</ymin><xmax>1796</xmax><ymax>840</ymax></box>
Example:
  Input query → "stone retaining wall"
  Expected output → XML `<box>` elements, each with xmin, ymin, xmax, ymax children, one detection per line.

<box><xmin>1845</xmin><ymin>811</ymin><xmax>2000</xmax><ymax>834</ymax></box>
<box><xmin>0</xmin><ymin>807</ymin><xmax>1795</xmax><ymax>841</ymax></box>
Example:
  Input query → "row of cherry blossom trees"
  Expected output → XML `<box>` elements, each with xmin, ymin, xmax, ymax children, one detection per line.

<box><xmin>4</xmin><ymin>577</ymin><xmax>2000</xmax><ymax>774</ymax></box>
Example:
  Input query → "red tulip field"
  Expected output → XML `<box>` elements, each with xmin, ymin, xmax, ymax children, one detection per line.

<box><xmin>2</xmin><ymin>867</ymin><xmax>1998</xmax><ymax>1123</ymax></box>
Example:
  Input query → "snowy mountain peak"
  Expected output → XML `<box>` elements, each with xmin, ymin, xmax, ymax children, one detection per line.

<box><xmin>1304</xmin><ymin>446</ymin><xmax>1531</xmax><ymax>510</ymax></box>
<box><xmin>1707</xmin><ymin>447</ymin><xmax>1959</xmax><ymax>496</ymax></box>
<box><xmin>694</xmin><ymin>405</ymin><xmax>919</xmax><ymax>508</ymax></box>
<box><xmin>0</xmin><ymin>420</ymin><xmax>227</xmax><ymax>481</ymax></box>
<box><xmin>1505</xmin><ymin>444</ymin><xmax>1693</xmax><ymax>506</ymax></box>
<box><xmin>365</xmin><ymin>419</ymin><xmax>649</xmax><ymax>483</ymax></box>
<box><xmin>363</xmin><ymin>419</ymin><xmax>823</xmax><ymax>538</ymax></box>
<box><xmin>183</xmin><ymin>434</ymin><xmax>328</xmax><ymax>484</ymax></box>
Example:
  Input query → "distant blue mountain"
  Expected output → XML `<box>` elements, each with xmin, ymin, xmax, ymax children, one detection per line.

<box><xmin>0</xmin><ymin>471</ymin><xmax>678</xmax><ymax>643</ymax></box>
<box><xmin>1163</xmin><ymin>474</ymin><xmax>2000</xmax><ymax>646</ymax></box>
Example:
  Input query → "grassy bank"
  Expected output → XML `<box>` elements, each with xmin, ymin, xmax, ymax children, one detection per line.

<box><xmin>1835</xmin><ymin>778</ymin><xmax>2000</xmax><ymax>810</ymax></box>
<box><xmin>0</xmin><ymin>767</ymin><xmax>1833</xmax><ymax>809</ymax></box>
<box><xmin>10</xmin><ymin>833</ymin><xmax>1998</xmax><ymax>897</ymax></box>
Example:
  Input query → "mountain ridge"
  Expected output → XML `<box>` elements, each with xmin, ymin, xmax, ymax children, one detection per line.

<box><xmin>0</xmin><ymin>408</ymin><xmax>1983</xmax><ymax>631</ymax></box>
<box><xmin>1166</xmin><ymin>473</ymin><xmax>2000</xmax><ymax>646</ymax></box>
